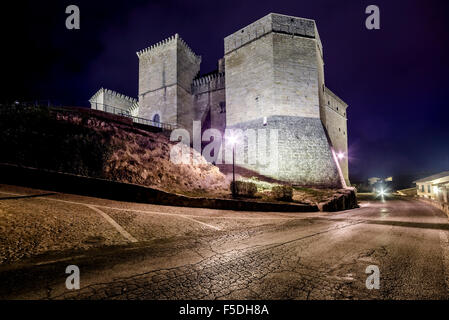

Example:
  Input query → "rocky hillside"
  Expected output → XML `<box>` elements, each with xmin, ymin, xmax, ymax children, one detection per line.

<box><xmin>0</xmin><ymin>106</ymin><xmax>227</xmax><ymax>196</ymax></box>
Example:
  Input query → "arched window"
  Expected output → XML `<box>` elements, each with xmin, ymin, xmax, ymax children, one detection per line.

<box><xmin>153</xmin><ymin>114</ymin><xmax>161</xmax><ymax>128</ymax></box>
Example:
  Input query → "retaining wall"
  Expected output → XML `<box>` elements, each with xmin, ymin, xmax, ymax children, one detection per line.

<box><xmin>0</xmin><ymin>164</ymin><xmax>318</xmax><ymax>213</ymax></box>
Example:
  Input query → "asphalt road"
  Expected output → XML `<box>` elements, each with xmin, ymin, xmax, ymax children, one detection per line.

<box><xmin>0</xmin><ymin>185</ymin><xmax>448</xmax><ymax>300</ymax></box>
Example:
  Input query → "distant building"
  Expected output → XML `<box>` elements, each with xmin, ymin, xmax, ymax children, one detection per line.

<box><xmin>367</xmin><ymin>176</ymin><xmax>394</xmax><ymax>193</ymax></box>
<box><xmin>414</xmin><ymin>171</ymin><xmax>449</xmax><ymax>203</ymax></box>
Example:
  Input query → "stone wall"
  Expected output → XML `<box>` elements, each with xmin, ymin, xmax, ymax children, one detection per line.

<box><xmin>177</xmin><ymin>38</ymin><xmax>202</xmax><ymax>90</ymax></box>
<box><xmin>137</xmin><ymin>35</ymin><xmax>178</xmax><ymax>124</ymax></box>
<box><xmin>225</xmin><ymin>32</ymin><xmax>275</xmax><ymax>126</ymax></box>
<box><xmin>224</xmin><ymin>14</ymin><xmax>324</xmax><ymax>126</ymax></box>
<box><xmin>139</xmin><ymin>86</ymin><xmax>177</xmax><ymax>124</ymax></box>
<box><xmin>137</xmin><ymin>34</ymin><xmax>201</xmax><ymax>126</ymax></box>
<box><xmin>273</xmin><ymin>33</ymin><xmax>321</xmax><ymax>119</ymax></box>
<box><xmin>223</xmin><ymin>13</ymin><xmax>343</xmax><ymax>187</ymax></box>
<box><xmin>227</xmin><ymin>116</ymin><xmax>342</xmax><ymax>188</ymax></box>
<box><xmin>176</xmin><ymin>39</ymin><xmax>202</xmax><ymax>133</ymax></box>
<box><xmin>316</xmin><ymin>30</ymin><xmax>326</xmax><ymax>126</ymax></box>
<box><xmin>318</xmin><ymin>188</ymin><xmax>358</xmax><ymax>212</ymax></box>
<box><xmin>192</xmin><ymin>73</ymin><xmax>226</xmax><ymax>135</ymax></box>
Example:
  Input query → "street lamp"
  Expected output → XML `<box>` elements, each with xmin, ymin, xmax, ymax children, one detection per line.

<box><xmin>337</xmin><ymin>152</ymin><xmax>345</xmax><ymax>160</ymax></box>
<box><xmin>228</xmin><ymin>134</ymin><xmax>237</xmax><ymax>197</ymax></box>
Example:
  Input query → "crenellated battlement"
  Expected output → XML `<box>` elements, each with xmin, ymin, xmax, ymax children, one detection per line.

<box><xmin>192</xmin><ymin>72</ymin><xmax>225</xmax><ymax>87</ymax></box>
<box><xmin>89</xmin><ymin>88</ymin><xmax>103</xmax><ymax>102</ymax></box>
<box><xmin>224</xmin><ymin>13</ymin><xmax>321</xmax><ymax>55</ymax></box>
<box><xmin>90</xmin><ymin>87</ymin><xmax>138</xmax><ymax>104</ymax></box>
<box><xmin>178</xmin><ymin>35</ymin><xmax>202</xmax><ymax>64</ymax></box>
<box><xmin>136</xmin><ymin>34</ymin><xmax>177</xmax><ymax>58</ymax></box>
<box><xmin>192</xmin><ymin>73</ymin><xmax>225</xmax><ymax>95</ymax></box>
<box><xmin>136</xmin><ymin>34</ymin><xmax>201</xmax><ymax>64</ymax></box>
<box><xmin>128</xmin><ymin>101</ymin><xmax>140</xmax><ymax>116</ymax></box>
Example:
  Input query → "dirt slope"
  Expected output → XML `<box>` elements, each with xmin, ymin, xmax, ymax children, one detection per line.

<box><xmin>0</xmin><ymin>107</ymin><xmax>227</xmax><ymax>196</ymax></box>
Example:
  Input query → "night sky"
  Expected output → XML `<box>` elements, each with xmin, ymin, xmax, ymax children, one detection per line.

<box><xmin>2</xmin><ymin>0</ymin><xmax>448</xmax><ymax>182</ymax></box>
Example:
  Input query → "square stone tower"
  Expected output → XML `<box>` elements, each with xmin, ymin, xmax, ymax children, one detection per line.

<box><xmin>224</xmin><ymin>13</ymin><xmax>346</xmax><ymax>187</ymax></box>
<box><xmin>136</xmin><ymin>34</ymin><xmax>201</xmax><ymax>129</ymax></box>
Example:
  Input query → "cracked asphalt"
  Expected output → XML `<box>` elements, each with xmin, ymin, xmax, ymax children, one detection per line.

<box><xmin>0</xmin><ymin>184</ymin><xmax>448</xmax><ymax>300</ymax></box>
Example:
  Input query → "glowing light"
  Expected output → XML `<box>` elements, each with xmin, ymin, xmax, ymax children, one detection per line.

<box><xmin>337</xmin><ymin>152</ymin><xmax>345</xmax><ymax>160</ymax></box>
<box><xmin>227</xmin><ymin>134</ymin><xmax>237</xmax><ymax>146</ymax></box>
<box><xmin>433</xmin><ymin>186</ymin><xmax>439</xmax><ymax>194</ymax></box>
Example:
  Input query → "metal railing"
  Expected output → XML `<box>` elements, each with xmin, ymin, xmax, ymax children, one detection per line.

<box><xmin>91</xmin><ymin>102</ymin><xmax>177</xmax><ymax>131</ymax></box>
<box><xmin>129</xmin><ymin>116</ymin><xmax>177</xmax><ymax>131</ymax></box>
<box><xmin>90</xmin><ymin>102</ymin><xmax>131</xmax><ymax>117</ymax></box>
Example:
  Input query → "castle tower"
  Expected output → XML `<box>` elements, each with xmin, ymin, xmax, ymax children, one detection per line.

<box><xmin>136</xmin><ymin>34</ymin><xmax>201</xmax><ymax>129</ymax></box>
<box><xmin>224</xmin><ymin>13</ymin><xmax>348</xmax><ymax>187</ymax></box>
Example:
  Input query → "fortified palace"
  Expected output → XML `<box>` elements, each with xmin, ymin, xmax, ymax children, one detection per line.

<box><xmin>90</xmin><ymin>13</ymin><xmax>350</xmax><ymax>187</ymax></box>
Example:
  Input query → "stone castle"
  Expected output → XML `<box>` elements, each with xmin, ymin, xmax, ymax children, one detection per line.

<box><xmin>90</xmin><ymin>13</ymin><xmax>350</xmax><ymax>187</ymax></box>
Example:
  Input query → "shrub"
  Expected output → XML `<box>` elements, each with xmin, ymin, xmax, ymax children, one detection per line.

<box><xmin>272</xmin><ymin>185</ymin><xmax>293</xmax><ymax>201</ymax></box>
<box><xmin>230</xmin><ymin>181</ymin><xmax>257</xmax><ymax>198</ymax></box>
<box><xmin>243</xmin><ymin>176</ymin><xmax>277</xmax><ymax>192</ymax></box>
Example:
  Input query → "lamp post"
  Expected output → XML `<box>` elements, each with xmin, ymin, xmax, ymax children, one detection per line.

<box><xmin>228</xmin><ymin>134</ymin><xmax>237</xmax><ymax>197</ymax></box>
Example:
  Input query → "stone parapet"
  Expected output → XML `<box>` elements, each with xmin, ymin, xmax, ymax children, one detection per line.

<box><xmin>224</xmin><ymin>13</ymin><xmax>322</xmax><ymax>55</ymax></box>
<box><xmin>137</xmin><ymin>34</ymin><xmax>201</xmax><ymax>65</ymax></box>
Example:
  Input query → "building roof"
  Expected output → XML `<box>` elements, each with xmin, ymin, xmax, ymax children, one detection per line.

<box><xmin>414</xmin><ymin>171</ymin><xmax>449</xmax><ymax>183</ymax></box>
